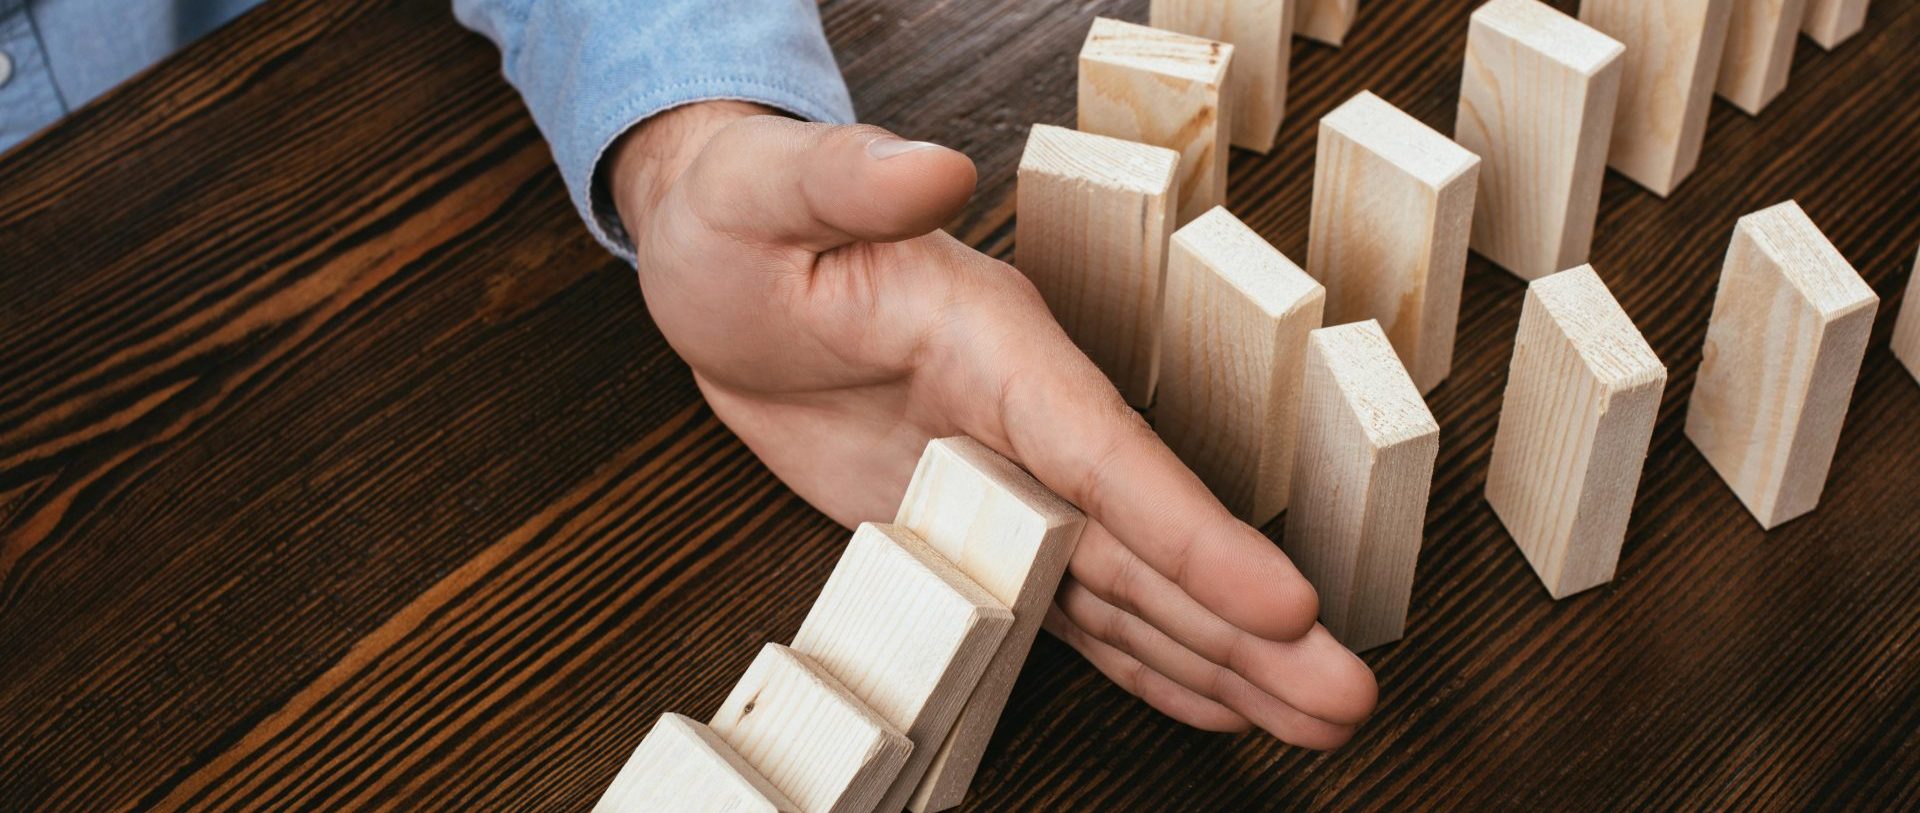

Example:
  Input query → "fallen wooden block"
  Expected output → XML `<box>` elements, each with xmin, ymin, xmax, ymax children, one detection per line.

<box><xmin>1284</xmin><ymin>320</ymin><xmax>1439</xmax><ymax>652</ymax></box>
<box><xmin>1016</xmin><ymin>124</ymin><xmax>1180</xmax><ymax>407</ymax></box>
<box><xmin>711</xmin><ymin>644</ymin><xmax>911</xmax><ymax>813</ymax></box>
<box><xmin>1894</xmin><ymin>246</ymin><xmax>1920</xmax><ymax>382</ymax></box>
<box><xmin>1079</xmin><ymin>16</ymin><xmax>1233</xmax><ymax>225</ymax></box>
<box><xmin>1151</xmin><ymin>0</ymin><xmax>1291</xmax><ymax>154</ymax></box>
<box><xmin>1455</xmin><ymin>0</ymin><xmax>1624</xmax><ymax>281</ymax></box>
<box><xmin>1309</xmin><ymin>90</ymin><xmax>1480</xmax><ymax>393</ymax></box>
<box><xmin>1485</xmin><ymin>266</ymin><xmax>1666</xmax><ymax>599</ymax></box>
<box><xmin>1803</xmin><ymin>0</ymin><xmax>1870</xmax><ymax>49</ymax></box>
<box><xmin>793</xmin><ymin>523</ymin><xmax>1013</xmax><ymax>813</ymax></box>
<box><xmin>1685</xmin><ymin>201</ymin><xmax>1878</xmax><ymax>530</ymax></box>
<box><xmin>896</xmin><ymin>437</ymin><xmax>1087</xmax><ymax>813</ymax></box>
<box><xmin>1717</xmin><ymin>0</ymin><xmax>1810</xmax><ymax>115</ymax></box>
<box><xmin>594</xmin><ymin>713</ymin><xmax>799</xmax><ymax>813</ymax></box>
<box><xmin>1296</xmin><ymin>0</ymin><xmax>1358</xmax><ymax>46</ymax></box>
<box><xmin>1158</xmin><ymin>206</ymin><xmax>1325</xmax><ymax>525</ymax></box>
<box><xmin>1579</xmin><ymin>0</ymin><xmax>1735</xmax><ymax>197</ymax></box>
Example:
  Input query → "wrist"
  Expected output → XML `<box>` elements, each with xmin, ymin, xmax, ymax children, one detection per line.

<box><xmin>608</xmin><ymin>100</ymin><xmax>769</xmax><ymax>234</ymax></box>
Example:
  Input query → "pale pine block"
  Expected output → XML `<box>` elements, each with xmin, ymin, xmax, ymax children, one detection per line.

<box><xmin>793</xmin><ymin>523</ymin><xmax>1013</xmax><ymax>813</ymax></box>
<box><xmin>1079</xmin><ymin>17</ymin><xmax>1233</xmax><ymax>225</ymax></box>
<box><xmin>1158</xmin><ymin>207</ymin><xmax>1325</xmax><ymax>525</ymax></box>
<box><xmin>1309</xmin><ymin>91</ymin><xmax>1481</xmax><ymax>393</ymax></box>
<box><xmin>710</xmin><ymin>644</ymin><xmax>910</xmax><ymax>813</ymax></box>
<box><xmin>896</xmin><ymin>437</ymin><xmax>1087</xmax><ymax>813</ymax></box>
<box><xmin>594</xmin><ymin>713</ymin><xmax>800</xmax><ymax>813</ymax></box>
<box><xmin>1685</xmin><ymin>201</ymin><xmax>1878</xmax><ymax>530</ymax></box>
<box><xmin>1456</xmin><ymin>0</ymin><xmax>1625</xmax><ymax>281</ymax></box>
<box><xmin>1803</xmin><ymin>0</ymin><xmax>1870</xmax><ymax>49</ymax></box>
<box><xmin>1717</xmin><ymin>0</ymin><xmax>1809</xmax><ymax>115</ymax></box>
<box><xmin>1016</xmin><ymin>124</ymin><xmax>1180</xmax><ymax>407</ymax></box>
<box><xmin>1579</xmin><ymin>0</ymin><xmax>1735</xmax><ymax>197</ymax></box>
<box><xmin>1296</xmin><ymin>0</ymin><xmax>1358</xmax><ymax>46</ymax></box>
<box><xmin>1151</xmin><ymin>0</ymin><xmax>1291</xmax><ymax>154</ymax></box>
<box><xmin>1284</xmin><ymin>320</ymin><xmax>1439</xmax><ymax>652</ymax></box>
<box><xmin>1894</xmin><ymin>246</ymin><xmax>1920</xmax><ymax>382</ymax></box>
<box><xmin>1485</xmin><ymin>266</ymin><xmax>1666</xmax><ymax>599</ymax></box>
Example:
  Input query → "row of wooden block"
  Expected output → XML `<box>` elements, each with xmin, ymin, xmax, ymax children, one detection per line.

<box><xmin>595</xmin><ymin>439</ymin><xmax>1087</xmax><ymax>812</ymax></box>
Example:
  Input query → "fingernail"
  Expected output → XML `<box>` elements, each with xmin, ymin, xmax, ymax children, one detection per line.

<box><xmin>867</xmin><ymin>136</ymin><xmax>947</xmax><ymax>160</ymax></box>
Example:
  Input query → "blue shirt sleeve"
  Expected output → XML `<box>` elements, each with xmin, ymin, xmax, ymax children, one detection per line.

<box><xmin>453</xmin><ymin>0</ymin><xmax>857</xmax><ymax>262</ymax></box>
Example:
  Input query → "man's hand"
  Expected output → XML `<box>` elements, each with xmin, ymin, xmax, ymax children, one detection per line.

<box><xmin>607</xmin><ymin>101</ymin><xmax>1377</xmax><ymax>746</ymax></box>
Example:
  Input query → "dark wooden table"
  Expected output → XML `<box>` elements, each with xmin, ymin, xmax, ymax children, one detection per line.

<box><xmin>3</xmin><ymin>0</ymin><xmax>1917</xmax><ymax>809</ymax></box>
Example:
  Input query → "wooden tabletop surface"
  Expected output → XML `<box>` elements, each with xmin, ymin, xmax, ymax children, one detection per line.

<box><xmin>3</xmin><ymin>0</ymin><xmax>1917</xmax><ymax>809</ymax></box>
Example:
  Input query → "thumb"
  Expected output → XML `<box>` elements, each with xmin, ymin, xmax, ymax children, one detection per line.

<box><xmin>682</xmin><ymin>116</ymin><xmax>978</xmax><ymax>253</ymax></box>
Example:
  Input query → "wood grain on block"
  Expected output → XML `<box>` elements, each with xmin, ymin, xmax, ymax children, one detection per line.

<box><xmin>594</xmin><ymin>713</ymin><xmax>799</xmax><ymax>813</ymax></box>
<box><xmin>1158</xmin><ymin>207</ymin><xmax>1324</xmax><ymax>525</ymax></box>
<box><xmin>1579</xmin><ymin>0</ymin><xmax>1734</xmax><ymax>197</ymax></box>
<box><xmin>1079</xmin><ymin>16</ymin><xmax>1232</xmax><ymax>225</ymax></box>
<box><xmin>1717</xmin><ymin>0</ymin><xmax>1809</xmax><ymax>115</ymax></box>
<box><xmin>1016</xmin><ymin>124</ymin><xmax>1180</xmax><ymax>407</ymax></box>
<box><xmin>1296</xmin><ymin>0</ymin><xmax>1358</xmax><ymax>45</ymax></box>
<box><xmin>711</xmin><ymin>644</ymin><xmax>910</xmax><ymax>813</ymax></box>
<box><xmin>1685</xmin><ymin>201</ymin><xmax>1878</xmax><ymax>530</ymax></box>
<box><xmin>1284</xmin><ymin>320</ymin><xmax>1439</xmax><ymax>652</ymax></box>
<box><xmin>1485</xmin><ymin>266</ymin><xmax>1666</xmax><ymax>600</ymax></box>
<box><xmin>1151</xmin><ymin>0</ymin><xmax>1291</xmax><ymax>154</ymax></box>
<box><xmin>793</xmin><ymin>523</ymin><xmax>1013</xmax><ymax>813</ymax></box>
<box><xmin>1309</xmin><ymin>91</ymin><xmax>1480</xmax><ymax>393</ymax></box>
<box><xmin>1803</xmin><ymin>0</ymin><xmax>1870</xmax><ymax>49</ymax></box>
<box><xmin>1894</xmin><ymin>247</ymin><xmax>1920</xmax><ymax>382</ymax></box>
<box><xmin>1455</xmin><ymin>0</ymin><xmax>1623</xmax><ymax>281</ymax></box>
<box><xmin>896</xmin><ymin>437</ymin><xmax>1087</xmax><ymax>813</ymax></box>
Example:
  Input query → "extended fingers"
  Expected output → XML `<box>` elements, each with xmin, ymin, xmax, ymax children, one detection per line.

<box><xmin>1043</xmin><ymin>606</ymin><xmax>1251</xmax><ymax>734</ymax></box>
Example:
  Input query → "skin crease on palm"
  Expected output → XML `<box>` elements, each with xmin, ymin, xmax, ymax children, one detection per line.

<box><xmin>606</xmin><ymin>99</ymin><xmax>1379</xmax><ymax>748</ymax></box>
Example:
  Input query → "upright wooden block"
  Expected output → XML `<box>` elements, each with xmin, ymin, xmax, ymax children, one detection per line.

<box><xmin>1151</xmin><ymin>0</ymin><xmax>1291</xmax><ymax>154</ymax></box>
<box><xmin>896</xmin><ymin>437</ymin><xmax>1087</xmax><ymax>813</ymax></box>
<box><xmin>1716</xmin><ymin>0</ymin><xmax>1809</xmax><ymax>115</ymax></box>
<box><xmin>1296</xmin><ymin>0</ymin><xmax>1358</xmax><ymax>46</ymax></box>
<box><xmin>1485</xmin><ymin>266</ymin><xmax>1666</xmax><ymax>599</ymax></box>
<box><xmin>1284</xmin><ymin>320</ymin><xmax>1439</xmax><ymax>652</ymax></box>
<box><xmin>594</xmin><ymin>714</ymin><xmax>800</xmax><ymax>813</ymax></box>
<box><xmin>1158</xmin><ymin>207</ymin><xmax>1325</xmax><ymax>525</ymax></box>
<box><xmin>1894</xmin><ymin>247</ymin><xmax>1920</xmax><ymax>383</ymax></box>
<box><xmin>1016</xmin><ymin>124</ymin><xmax>1180</xmax><ymax>407</ymax></box>
<box><xmin>1309</xmin><ymin>91</ymin><xmax>1481</xmax><ymax>393</ymax></box>
<box><xmin>793</xmin><ymin>523</ymin><xmax>1013</xmax><ymax>813</ymax></box>
<box><xmin>1685</xmin><ymin>201</ymin><xmax>1878</xmax><ymax>530</ymax></box>
<box><xmin>1456</xmin><ymin>0</ymin><xmax>1625</xmax><ymax>281</ymax></box>
<box><xmin>1579</xmin><ymin>0</ymin><xmax>1735</xmax><ymax>197</ymax></box>
<box><xmin>1803</xmin><ymin>0</ymin><xmax>1870</xmax><ymax>49</ymax></box>
<box><xmin>1079</xmin><ymin>17</ymin><xmax>1233</xmax><ymax>225</ymax></box>
<box><xmin>711</xmin><ymin>644</ymin><xmax>911</xmax><ymax>813</ymax></box>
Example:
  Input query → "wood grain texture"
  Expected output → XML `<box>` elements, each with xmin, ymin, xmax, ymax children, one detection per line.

<box><xmin>1157</xmin><ymin>206</ymin><xmax>1324</xmax><ymax>525</ymax></box>
<box><xmin>1485</xmin><ymin>266</ymin><xmax>1666</xmax><ymax>600</ymax></box>
<box><xmin>1456</xmin><ymin>0</ymin><xmax>1625</xmax><ymax>281</ymax></box>
<box><xmin>594</xmin><ymin>714</ymin><xmax>799</xmax><ymax>813</ymax></box>
<box><xmin>1308</xmin><ymin>90</ymin><xmax>1480</xmax><ymax>393</ymax></box>
<box><xmin>1803</xmin><ymin>0</ymin><xmax>1871</xmax><ymax>49</ymax></box>
<box><xmin>1717</xmin><ymin>0</ymin><xmax>1811</xmax><ymax>115</ymax></box>
<box><xmin>1150</xmin><ymin>0</ymin><xmax>1291</xmax><ymax>153</ymax></box>
<box><xmin>1078</xmin><ymin>16</ymin><xmax>1232</xmax><ymax>224</ymax></box>
<box><xmin>1578</xmin><ymin>0</ymin><xmax>1734</xmax><ymax>197</ymax></box>
<box><xmin>1685</xmin><ymin>201</ymin><xmax>1878</xmax><ymax>530</ymax></box>
<box><xmin>2</xmin><ymin>0</ymin><xmax>1918</xmax><ymax>810</ymax></box>
<box><xmin>1896</xmin><ymin>247</ymin><xmax>1920</xmax><ymax>382</ymax></box>
<box><xmin>711</xmin><ymin>644</ymin><xmax>910</xmax><ymax>813</ymax></box>
<box><xmin>1296</xmin><ymin>0</ymin><xmax>1359</xmax><ymax>45</ymax></box>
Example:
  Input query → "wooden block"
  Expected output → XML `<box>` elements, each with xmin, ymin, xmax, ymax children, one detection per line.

<box><xmin>1579</xmin><ymin>0</ymin><xmax>1735</xmax><ymax>197</ymax></box>
<box><xmin>1158</xmin><ymin>207</ymin><xmax>1325</xmax><ymax>525</ymax></box>
<box><xmin>1296</xmin><ymin>0</ymin><xmax>1358</xmax><ymax>46</ymax></box>
<box><xmin>1078</xmin><ymin>16</ymin><xmax>1232</xmax><ymax>225</ymax></box>
<box><xmin>793</xmin><ymin>523</ymin><xmax>1013</xmax><ymax>813</ymax></box>
<box><xmin>1283</xmin><ymin>320</ymin><xmax>1439</xmax><ymax>652</ymax></box>
<box><xmin>1894</xmin><ymin>246</ymin><xmax>1920</xmax><ymax>383</ymax></box>
<box><xmin>1685</xmin><ymin>201</ymin><xmax>1878</xmax><ymax>529</ymax></box>
<box><xmin>1151</xmin><ymin>0</ymin><xmax>1291</xmax><ymax>154</ymax></box>
<box><xmin>1016</xmin><ymin>124</ymin><xmax>1180</xmax><ymax>407</ymax></box>
<box><xmin>711</xmin><ymin>644</ymin><xmax>911</xmax><ymax>813</ymax></box>
<box><xmin>1716</xmin><ymin>0</ymin><xmax>1809</xmax><ymax>115</ymax></box>
<box><xmin>1803</xmin><ymin>0</ymin><xmax>1870</xmax><ymax>49</ymax></box>
<box><xmin>895</xmin><ymin>437</ymin><xmax>1088</xmax><ymax>813</ymax></box>
<box><xmin>1485</xmin><ymin>266</ymin><xmax>1666</xmax><ymax>599</ymax></box>
<box><xmin>1308</xmin><ymin>91</ymin><xmax>1481</xmax><ymax>393</ymax></box>
<box><xmin>1455</xmin><ymin>0</ymin><xmax>1625</xmax><ymax>281</ymax></box>
<box><xmin>594</xmin><ymin>713</ymin><xmax>800</xmax><ymax>813</ymax></box>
